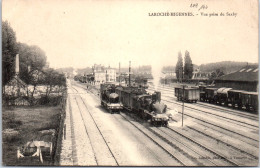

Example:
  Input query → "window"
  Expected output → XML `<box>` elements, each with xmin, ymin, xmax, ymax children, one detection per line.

<box><xmin>239</xmin><ymin>68</ymin><xmax>245</xmax><ymax>72</ymax></box>
<box><xmin>253</xmin><ymin>68</ymin><xmax>258</xmax><ymax>72</ymax></box>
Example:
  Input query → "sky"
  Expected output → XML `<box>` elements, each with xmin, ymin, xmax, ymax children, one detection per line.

<box><xmin>2</xmin><ymin>0</ymin><xmax>258</xmax><ymax>69</ymax></box>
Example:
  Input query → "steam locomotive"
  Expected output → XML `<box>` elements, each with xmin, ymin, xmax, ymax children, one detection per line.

<box><xmin>100</xmin><ymin>83</ymin><xmax>123</xmax><ymax>113</ymax></box>
<box><xmin>115</xmin><ymin>86</ymin><xmax>169</xmax><ymax>126</ymax></box>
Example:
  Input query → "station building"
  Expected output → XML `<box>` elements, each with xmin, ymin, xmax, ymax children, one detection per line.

<box><xmin>215</xmin><ymin>65</ymin><xmax>258</xmax><ymax>92</ymax></box>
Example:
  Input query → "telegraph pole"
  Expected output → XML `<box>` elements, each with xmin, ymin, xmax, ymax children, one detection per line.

<box><xmin>129</xmin><ymin>61</ymin><xmax>131</xmax><ymax>87</ymax></box>
<box><xmin>182</xmin><ymin>67</ymin><xmax>184</xmax><ymax>127</ymax></box>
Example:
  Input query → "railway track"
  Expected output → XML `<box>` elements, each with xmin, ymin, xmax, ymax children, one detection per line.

<box><xmin>166</xmin><ymin>105</ymin><xmax>259</xmax><ymax>141</ymax></box>
<box><xmin>119</xmin><ymin>111</ymin><xmax>239</xmax><ymax>166</ymax></box>
<box><xmin>194</xmin><ymin>122</ymin><xmax>259</xmax><ymax>148</ymax></box>
<box><xmin>186</xmin><ymin>125</ymin><xmax>259</xmax><ymax>160</ymax></box>
<box><xmin>76</xmin><ymin>96</ymin><xmax>119</xmax><ymax>166</ymax></box>
<box><xmin>74</xmin><ymin>96</ymin><xmax>98</xmax><ymax>165</ymax></box>
<box><xmin>72</xmin><ymin>82</ymin><xmax>259</xmax><ymax>166</ymax></box>
<box><xmin>74</xmin><ymin>82</ymin><xmax>259</xmax><ymax>139</ymax></box>
<box><xmin>118</xmin><ymin>112</ymin><xmax>190</xmax><ymax>166</ymax></box>
<box><xmin>165</xmin><ymin>126</ymin><xmax>258</xmax><ymax>166</ymax></box>
<box><xmin>69</xmin><ymin>85</ymin><xmax>119</xmax><ymax>165</ymax></box>
<box><xmin>163</xmin><ymin>98</ymin><xmax>258</xmax><ymax>130</ymax></box>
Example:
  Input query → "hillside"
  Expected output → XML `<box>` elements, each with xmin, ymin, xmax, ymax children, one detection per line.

<box><xmin>199</xmin><ymin>61</ymin><xmax>258</xmax><ymax>74</ymax></box>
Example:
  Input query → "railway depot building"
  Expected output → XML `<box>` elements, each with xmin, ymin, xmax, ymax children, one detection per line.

<box><xmin>215</xmin><ymin>65</ymin><xmax>258</xmax><ymax>92</ymax></box>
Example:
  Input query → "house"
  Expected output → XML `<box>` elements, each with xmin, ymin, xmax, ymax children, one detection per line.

<box><xmin>3</xmin><ymin>54</ymin><xmax>29</xmax><ymax>105</ymax></box>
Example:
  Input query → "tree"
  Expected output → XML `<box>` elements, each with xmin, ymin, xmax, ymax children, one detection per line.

<box><xmin>2</xmin><ymin>21</ymin><xmax>18</xmax><ymax>85</ymax></box>
<box><xmin>18</xmin><ymin>42</ymin><xmax>47</xmax><ymax>84</ymax></box>
<box><xmin>184</xmin><ymin>50</ymin><xmax>193</xmax><ymax>80</ymax></box>
<box><xmin>43</xmin><ymin>68</ymin><xmax>66</xmax><ymax>97</ymax></box>
<box><xmin>175</xmin><ymin>52</ymin><xmax>183</xmax><ymax>82</ymax></box>
<box><xmin>210</xmin><ymin>68</ymin><xmax>225</xmax><ymax>79</ymax></box>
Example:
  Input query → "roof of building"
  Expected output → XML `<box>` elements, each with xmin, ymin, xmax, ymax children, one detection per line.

<box><xmin>215</xmin><ymin>65</ymin><xmax>258</xmax><ymax>82</ymax></box>
<box><xmin>6</xmin><ymin>76</ymin><xmax>27</xmax><ymax>87</ymax></box>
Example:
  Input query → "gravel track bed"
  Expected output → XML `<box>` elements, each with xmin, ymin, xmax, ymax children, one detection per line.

<box><xmin>69</xmin><ymin>95</ymin><xmax>97</xmax><ymax>165</ymax></box>
<box><xmin>79</xmin><ymin>88</ymin><xmax>182</xmax><ymax>166</ymax></box>
<box><xmin>167</xmin><ymin>102</ymin><xmax>259</xmax><ymax>141</ymax></box>
<box><xmin>75</xmin><ymin>96</ymin><xmax>118</xmax><ymax>166</ymax></box>
<box><xmin>157</xmin><ymin>127</ymin><xmax>232</xmax><ymax>166</ymax></box>
<box><xmin>173</xmin><ymin>126</ymin><xmax>258</xmax><ymax>166</ymax></box>
<box><xmin>187</xmin><ymin>125</ymin><xmax>259</xmax><ymax>159</ymax></box>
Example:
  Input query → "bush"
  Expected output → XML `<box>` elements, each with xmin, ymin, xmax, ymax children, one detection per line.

<box><xmin>38</xmin><ymin>96</ymin><xmax>63</xmax><ymax>106</ymax></box>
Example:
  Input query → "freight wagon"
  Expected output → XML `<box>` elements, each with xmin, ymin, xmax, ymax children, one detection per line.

<box><xmin>205</xmin><ymin>87</ymin><xmax>218</xmax><ymax>103</ymax></box>
<box><xmin>198</xmin><ymin>85</ymin><xmax>258</xmax><ymax>113</ymax></box>
<box><xmin>227</xmin><ymin>90</ymin><xmax>244</xmax><ymax>108</ymax></box>
<box><xmin>215</xmin><ymin>88</ymin><xmax>232</xmax><ymax>106</ymax></box>
<box><xmin>241</xmin><ymin>91</ymin><xmax>258</xmax><ymax>112</ymax></box>
<box><xmin>175</xmin><ymin>87</ymin><xmax>200</xmax><ymax>103</ymax></box>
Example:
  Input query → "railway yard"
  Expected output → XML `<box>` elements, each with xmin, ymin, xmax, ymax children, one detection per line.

<box><xmin>59</xmin><ymin>79</ymin><xmax>259</xmax><ymax>166</ymax></box>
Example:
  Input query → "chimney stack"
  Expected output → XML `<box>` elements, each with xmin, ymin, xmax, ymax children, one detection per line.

<box><xmin>15</xmin><ymin>54</ymin><xmax>19</xmax><ymax>76</ymax></box>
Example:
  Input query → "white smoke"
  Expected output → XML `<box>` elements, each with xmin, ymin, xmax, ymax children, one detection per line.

<box><xmin>73</xmin><ymin>69</ymin><xmax>77</xmax><ymax>76</ymax></box>
<box><xmin>151</xmin><ymin>59</ymin><xmax>162</xmax><ymax>90</ymax></box>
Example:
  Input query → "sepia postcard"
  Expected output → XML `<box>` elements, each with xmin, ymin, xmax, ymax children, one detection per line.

<box><xmin>2</xmin><ymin>0</ymin><xmax>259</xmax><ymax>166</ymax></box>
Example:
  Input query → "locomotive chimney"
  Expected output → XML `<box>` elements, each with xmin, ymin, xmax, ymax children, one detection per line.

<box><xmin>156</xmin><ymin>91</ymin><xmax>161</xmax><ymax>102</ymax></box>
<box><xmin>15</xmin><ymin>54</ymin><xmax>19</xmax><ymax>76</ymax></box>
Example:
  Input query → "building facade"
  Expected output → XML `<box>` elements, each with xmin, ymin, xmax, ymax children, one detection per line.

<box><xmin>92</xmin><ymin>64</ymin><xmax>116</xmax><ymax>83</ymax></box>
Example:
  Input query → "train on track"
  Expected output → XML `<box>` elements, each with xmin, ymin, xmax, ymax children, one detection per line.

<box><xmin>115</xmin><ymin>85</ymin><xmax>169</xmax><ymax>126</ymax></box>
<box><xmin>100</xmin><ymin>83</ymin><xmax>123</xmax><ymax>113</ymax></box>
<box><xmin>174</xmin><ymin>85</ymin><xmax>258</xmax><ymax>112</ymax></box>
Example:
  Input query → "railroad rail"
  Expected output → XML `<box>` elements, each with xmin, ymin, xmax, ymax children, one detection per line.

<box><xmin>119</xmin><ymin>111</ymin><xmax>238</xmax><ymax>166</ymax></box>
<box><xmin>72</xmin><ymin>82</ymin><xmax>259</xmax><ymax>166</ymax></box>
<box><xmin>163</xmin><ymin>98</ymin><xmax>258</xmax><ymax>130</ymax></box>
<box><xmin>77</xmin><ymin>96</ymin><xmax>119</xmax><ymax>166</ymax></box>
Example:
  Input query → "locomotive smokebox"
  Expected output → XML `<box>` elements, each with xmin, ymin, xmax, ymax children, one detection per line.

<box><xmin>152</xmin><ymin>91</ymin><xmax>161</xmax><ymax>102</ymax></box>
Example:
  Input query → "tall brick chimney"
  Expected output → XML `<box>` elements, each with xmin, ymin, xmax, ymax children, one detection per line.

<box><xmin>15</xmin><ymin>54</ymin><xmax>19</xmax><ymax>76</ymax></box>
